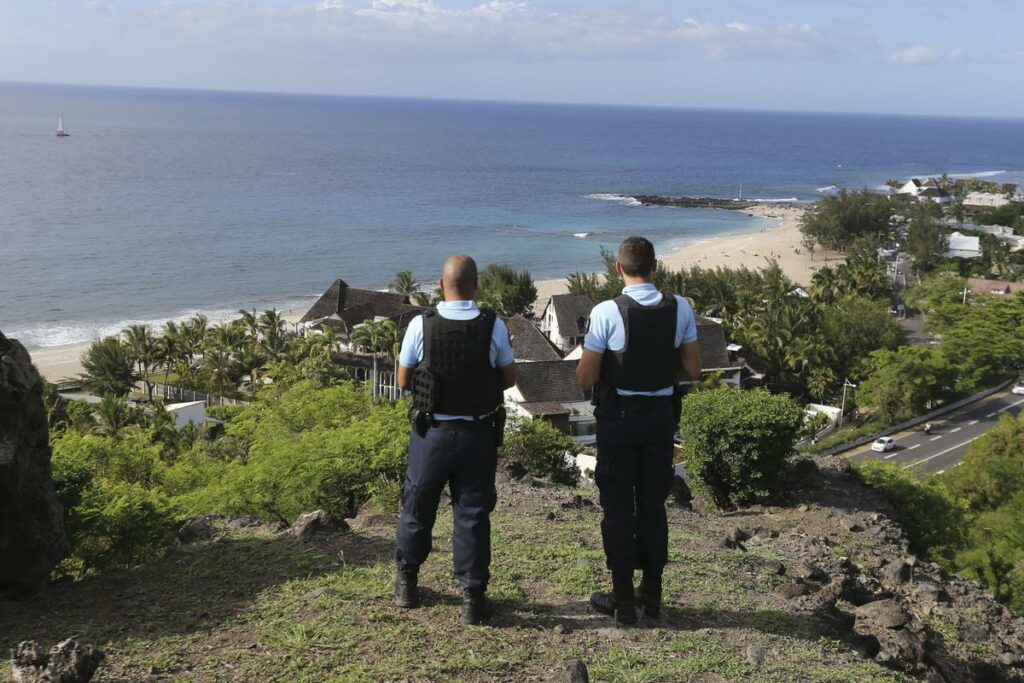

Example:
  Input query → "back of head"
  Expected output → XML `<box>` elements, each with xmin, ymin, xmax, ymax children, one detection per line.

<box><xmin>442</xmin><ymin>254</ymin><xmax>479</xmax><ymax>299</ymax></box>
<box><xmin>618</xmin><ymin>236</ymin><xmax>656</xmax><ymax>278</ymax></box>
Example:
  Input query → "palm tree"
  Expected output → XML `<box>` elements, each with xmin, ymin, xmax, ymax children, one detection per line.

<box><xmin>207</xmin><ymin>321</ymin><xmax>246</xmax><ymax>354</ymax></box>
<box><xmin>350</xmin><ymin>318</ymin><xmax>400</xmax><ymax>398</ymax></box>
<box><xmin>811</xmin><ymin>266</ymin><xmax>840</xmax><ymax>306</ymax></box>
<box><xmin>179</xmin><ymin>314</ymin><xmax>208</xmax><ymax>365</ymax></box>
<box><xmin>807</xmin><ymin>368</ymin><xmax>837</xmax><ymax>403</ymax></box>
<box><xmin>123</xmin><ymin>324</ymin><xmax>159</xmax><ymax>400</ymax></box>
<box><xmin>91</xmin><ymin>395</ymin><xmax>136</xmax><ymax>439</ymax></box>
<box><xmin>389</xmin><ymin>270</ymin><xmax>429</xmax><ymax>306</ymax></box>
<box><xmin>259</xmin><ymin>308</ymin><xmax>286</xmax><ymax>337</ymax></box>
<box><xmin>157</xmin><ymin>323</ymin><xmax>182</xmax><ymax>400</ymax></box>
<box><xmin>202</xmin><ymin>348</ymin><xmax>235</xmax><ymax>404</ymax></box>
<box><xmin>238</xmin><ymin>308</ymin><xmax>261</xmax><ymax>341</ymax></box>
<box><xmin>236</xmin><ymin>344</ymin><xmax>268</xmax><ymax>392</ymax></box>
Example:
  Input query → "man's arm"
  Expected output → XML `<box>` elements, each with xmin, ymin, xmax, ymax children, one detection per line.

<box><xmin>498</xmin><ymin>363</ymin><xmax>516</xmax><ymax>391</ymax></box>
<box><xmin>577</xmin><ymin>349</ymin><xmax>603</xmax><ymax>392</ymax></box>
<box><xmin>678</xmin><ymin>341</ymin><xmax>701</xmax><ymax>382</ymax></box>
<box><xmin>398</xmin><ymin>364</ymin><xmax>414</xmax><ymax>391</ymax></box>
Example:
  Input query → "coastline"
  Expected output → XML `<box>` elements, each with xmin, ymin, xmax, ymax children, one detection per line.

<box><xmin>534</xmin><ymin>203</ymin><xmax>840</xmax><ymax>312</ymax></box>
<box><xmin>29</xmin><ymin>204</ymin><xmax>835</xmax><ymax>382</ymax></box>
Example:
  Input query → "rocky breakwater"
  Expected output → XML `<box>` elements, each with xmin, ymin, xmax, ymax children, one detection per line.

<box><xmin>0</xmin><ymin>330</ymin><xmax>69</xmax><ymax>597</ymax></box>
<box><xmin>632</xmin><ymin>194</ymin><xmax>760</xmax><ymax>210</ymax></box>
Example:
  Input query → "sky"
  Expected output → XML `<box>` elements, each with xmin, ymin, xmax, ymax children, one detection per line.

<box><xmin>2</xmin><ymin>0</ymin><xmax>1022</xmax><ymax>117</ymax></box>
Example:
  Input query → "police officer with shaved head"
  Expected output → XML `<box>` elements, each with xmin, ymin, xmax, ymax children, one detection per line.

<box><xmin>577</xmin><ymin>236</ymin><xmax>702</xmax><ymax>625</ymax></box>
<box><xmin>394</xmin><ymin>254</ymin><xmax>516</xmax><ymax>625</ymax></box>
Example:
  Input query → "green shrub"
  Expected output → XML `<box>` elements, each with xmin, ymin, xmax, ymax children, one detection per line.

<box><xmin>680</xmin><ymin>388</ymin><xmax>803</xmax><ymax>509</ymax></box>
<box><xmin>501</xmin><ymin>417</ymin><xmax>580</xmax><ymax>486</ymax></box>
<box><xmin>854</xmin><ymin>460</ymin><xmax>967</xmax><ymax>564</ymax></box>
<box><xmin>799</xmin><ymin>421</ymin><xmax>882</xmax><ymax>454</ymax></box>
<box><xmin>185</xmin><ymin>381</ymin><xmax>410</xmax><ymax>523</ymax></box>
<box><xmin>206</xmin><ymin>404</ymin><xmax>245</xmax><ymax>422</ymax></box>
<box><xmin>51</xmin><ymin>432</ymin><xmax>178</xmax><ymax>575</ymax></box>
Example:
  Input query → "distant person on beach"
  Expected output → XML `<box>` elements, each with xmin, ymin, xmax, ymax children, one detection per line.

<box><xmin>394</xmin><ymin>254</ymin><xmax>516</xmax><ymax>625</ymax></box>
<box><xmin>576</xmin><ymin>236</ymin><xmax>702</xmax><ymax>624</ymax></box>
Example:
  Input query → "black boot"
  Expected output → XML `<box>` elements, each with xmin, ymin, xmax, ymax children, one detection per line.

<box><xmin>394</xmin><ymin>571</ymin><xmax>419</xmax><ymax>609</ymax></box>
<box><xmin>590</xmin><ymin>572</ymin><xmax>637</xmax><ymax>626</ymax></box>
<box><xmin>460</xmin><ymin>588</ymin><xmax>494</xmax><ymax>625</ymax></box>
<box><xmin>636</xmin><ymin>570</ymin><xmax>663</xmax><ymax>620</ymax></box>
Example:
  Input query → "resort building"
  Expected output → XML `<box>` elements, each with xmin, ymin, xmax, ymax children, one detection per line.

<box><xmin>504</xmin><ymin>360</ymin><xmax>595</xmax><ymax>443</ymax></box>
<box><xmin>692</xmin><ymin>316</ymin><xmax>744</xmax><ymax>387</ymax></box>
<box><xmin>966</xmin><ymin>278</ymin><xmax>1024</xmax><ymax>297</ymax></box>
<box><xmin>539</xmin><ymin>294</ymin><xmax>594</xmax><ymax>353</ymax></box>
<box><xmin>504</xmin><ymin>315</ymin><xmax>563</xmax><ymax>362</ymax></box>
<box><xmin>965</xmin><ymin>191</ymin><xmax>1011</xmax><ymax>210</ymax></box>
<box><xmin>299</xmin><ymin>278</ymin><xmax>425</xmax><ymax>337</ymax></box>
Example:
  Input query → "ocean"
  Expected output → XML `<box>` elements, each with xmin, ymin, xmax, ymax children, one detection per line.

<box><xmin>2</xmin><ymin>82</ymin><xmax>1023</xmax><ymax>350</ymax></box>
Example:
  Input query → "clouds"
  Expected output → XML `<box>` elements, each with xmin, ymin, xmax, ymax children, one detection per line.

<box><xmin>674</xmin><ymin>18</ymin><xmax>837</xmax><ymax>61</ymax></box>
<box><xmin>888</xmin><ymin>45</ymin><xmax>967</xmax><ymax>65</ymax></box>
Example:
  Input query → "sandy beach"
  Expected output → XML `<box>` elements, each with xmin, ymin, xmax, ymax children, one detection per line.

<box><xmin>30</xmin><ymin>311</ymin><xmax>308</xmax><ymax>383</ymax></box>
<box><xmin>29</xmin><ymin>205</ymin><xmax>835</xmax><ymax>382</ymax></box>
<box><xmin>534</xmin><ymin>204</ymin><xmax>840</xmax><ymax>312</ymax></box>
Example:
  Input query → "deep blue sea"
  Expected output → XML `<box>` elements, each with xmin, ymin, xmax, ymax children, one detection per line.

<box><xmin>2</xmin><ymin>82</ymin><xmax>1024</xmax><ymax>350</ymax></box>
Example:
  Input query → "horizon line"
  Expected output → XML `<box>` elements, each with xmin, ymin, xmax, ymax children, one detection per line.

<box><xmin>2</xmin><ymin>78</ymin><xmax>1023</xmax><ymax>124</ymax></box>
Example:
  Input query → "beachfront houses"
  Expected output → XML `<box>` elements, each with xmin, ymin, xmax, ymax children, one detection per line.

<box><xmin>965</xmin><ymin>191</ymin><xmax>1012</xmax><ymax>210</ymax></box>
<box><xmin>967</xmin><ymin>278</ymin><xmax>1024</xmax><ymax>297</ymax></box>
<box><xmin>540</xmin><ymin>294</ymin><xmax>593</xmax><ymax>353</ymax></box>
<box><xmin>505</xmin><ymin>314</ymin><xmax>563</xmax><ymax>362</ymax></box>
<box><xmin>299</xmin><ymin>278</ymin><xmax>425</xmax><ymax>339</ymax></box>
<box><xmin>693</xmin><ymin>316</ymin><xmax>745</xmax><ymax>387</ymax></box>
<box><xmin>504</xmin><ymin>360</ymin><xmax>595</xmax><ymax>443</ymax></box>
<box><xmin>896</xmin><ymin>177</ymin><xmax>952</xmax><ymax>204</ymax></box>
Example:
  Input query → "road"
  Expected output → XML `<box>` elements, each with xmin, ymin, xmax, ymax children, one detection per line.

<box><xmin>849</xmin><ymin>387</ymin><xmax>1024</xmax><ymax>474</ymax></box>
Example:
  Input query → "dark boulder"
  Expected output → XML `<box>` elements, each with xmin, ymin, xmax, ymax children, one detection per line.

<box><xmin>0</xmin><ymin>331</ymin><xmax>69</xmax><ymax>597</ymax></box>
<box><xmin>289</xmin><ymin>510</ymin><xmax>348</xmax><ymax>540</ymax></box>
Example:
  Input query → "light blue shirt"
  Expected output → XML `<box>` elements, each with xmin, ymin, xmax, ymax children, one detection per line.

<box><xmin>584</xmin><ymin>283</ymin><xmax>698</xmax><ymax>396</ymax></box>
<box><xmin>399</xmin><ymin>300</ymin><xmax>514</xmax><ymax>420</ymax></box>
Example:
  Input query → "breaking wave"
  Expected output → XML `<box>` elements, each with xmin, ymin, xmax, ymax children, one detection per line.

<box><xmin>587</xmin><ymin>193</ymin><xmax>641</xmax><ymax>206</ymax></box>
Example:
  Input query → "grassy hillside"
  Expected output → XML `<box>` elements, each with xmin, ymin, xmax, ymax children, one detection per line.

<box><xmin>4</xmin><ymin>462</ymin><xmax>1020</xmax><ymax>681</ymax></box>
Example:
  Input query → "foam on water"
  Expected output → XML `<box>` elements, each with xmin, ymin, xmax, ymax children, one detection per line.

<box><xmin>10</xmin><ymin>298</ymin><xmax>315</xmax><ymax>351</ymax></box>
<box><xmin>587</xmin><ymin>193</ymin><xmax>642</xmax><ymax>206</ymax></box>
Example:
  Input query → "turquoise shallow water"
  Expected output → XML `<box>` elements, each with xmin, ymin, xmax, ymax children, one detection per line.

<box><xmin>2</xmin><ymin>82</ymin><xmax>1023</xmax><ymax>349</ymax></box>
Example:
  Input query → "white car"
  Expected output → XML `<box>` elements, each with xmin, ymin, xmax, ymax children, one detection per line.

<box><xmin>871</xmin><ymin>437</ymin><xmax>896</xmax><ymax>453</ymax></box>
<box><xmin>1013</xmin><ymin>382</ymin><xmax>1024</xmax><ymax>396</ymax></box>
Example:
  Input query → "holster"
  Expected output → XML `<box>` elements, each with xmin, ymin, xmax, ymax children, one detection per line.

<box><xmin>408</xmin><ymin>406</ymin><xmax>430</xmax><ymax>439</ymax></box>
<box><xmin>592</xmin><ymin>381</ymin><xmax>620</xmax><ymax>416</ymax></box>
<box><xmin>493</xmin><ymin>406</ymin><xmax>507</xmax><ymax>448</ymax></box>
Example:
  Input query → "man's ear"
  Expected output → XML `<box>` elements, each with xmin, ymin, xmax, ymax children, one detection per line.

<box><xmin>615</xmin><ymin>261</ymin><xmax>624</xmax><ymax>275</ymax></box>
<box><xmin>438</xmin><ymin>277</ymin><xmax>445</xmax><ymax>292</ymax></box>
<box><xmin>650</xmin><ymin>261</ymin><xmax>658</xmax><ymax>273</ymax></box>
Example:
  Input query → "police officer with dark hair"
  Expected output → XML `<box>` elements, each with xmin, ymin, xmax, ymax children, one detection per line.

<box><xmin>576</xmin><ymin>236</ymin><xmax>702</xmax><ymax>625</ymax></box>
<box><xmin>394</xmin><ymin>254</ymin><xmax>516</xmax><ymax>625</ymax></box>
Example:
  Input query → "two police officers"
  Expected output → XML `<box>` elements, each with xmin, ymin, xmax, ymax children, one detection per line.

<box><xmin>576</xmin><ymin>236</ymin><xmax>702</xmax><ymax>624</ymax></box>
<box><xmin>394</xmin><ymin>254</ymin><xmax>516</xmax><ymax>625</ymax></box>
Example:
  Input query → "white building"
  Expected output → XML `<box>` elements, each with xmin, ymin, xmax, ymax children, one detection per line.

<box><xmin>540</xmin><ymin>294</ymin><xmax>594</xmax><ymax>353</ymax></box>
<box><xmin>946</xmin><ymin>232</ymin><xmax>982</xmax><ymax>259</ymax></box>
<box><xmin>964</xmin><ymin>191</ymin><xmax>1010</xmax><ymax>210</ymax></box>
<box><xmin>165</xmin><ymin>401</ymin><xmax>207</xmax><ymax>428</ymax></box>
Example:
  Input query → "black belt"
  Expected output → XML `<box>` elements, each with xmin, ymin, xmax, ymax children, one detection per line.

<box><xmin>429</xmin><ymin>418</ymin><xmax>492</xmax><ymax>430</ymax></box>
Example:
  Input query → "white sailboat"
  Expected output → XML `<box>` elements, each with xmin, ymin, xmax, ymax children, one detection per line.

<box><xmin>56</xmin><ymin>115</ymin><xmax>69</xmax><ymax>137</ymax></box>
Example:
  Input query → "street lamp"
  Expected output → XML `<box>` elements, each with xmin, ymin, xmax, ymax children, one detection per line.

<box><xmin>839</xmin><ymin>378</ymin><xmax>857</xmax><ymax>428</ymax></box>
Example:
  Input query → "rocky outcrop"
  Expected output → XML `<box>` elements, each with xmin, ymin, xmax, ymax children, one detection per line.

<box><xmin>0</xmin><ymin>331</ymin><xmax>68</xmax><ymax>597</ymax></box>
<box><xmin>289</xmin><ymin>510</ymin><xmax>348</xmax><ymax>540</ymax></box>
<box><xmin>11</xmin><ymin>638</ymin><xmax>104</xmax><ymax>683</ymax></box>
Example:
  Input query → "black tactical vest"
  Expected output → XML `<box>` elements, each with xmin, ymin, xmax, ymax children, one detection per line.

<box><xmin>599</xmin><ymin>293</ymin><xmax>678</xmax><ymax>392</ymax></box>
<box><xmin>415</xmin><ymin>309</ymin><xmax>502</xmax><ymax>415</ymax></box>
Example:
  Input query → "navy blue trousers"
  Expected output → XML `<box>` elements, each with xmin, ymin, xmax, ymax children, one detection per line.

<box><xmin>595</xmin><ymin>399</ymin><xmax>676</xmax><ymax>575</ymax></box>
<box><xmin>395</xmin><ymin>423</ymin><xmax>498</xmax><ymax>591</ymax></box>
